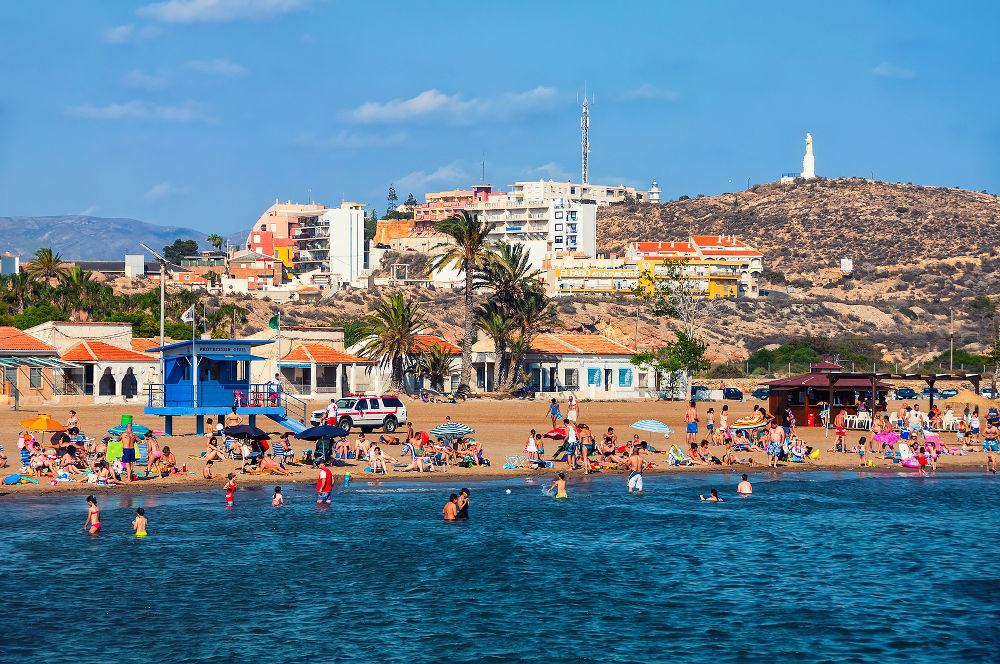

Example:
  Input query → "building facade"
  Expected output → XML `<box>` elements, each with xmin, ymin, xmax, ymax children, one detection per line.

<box><xmin>508</xmin><ymin>179</ymin><xmax>645</xmax><ymax>206</ymax></box>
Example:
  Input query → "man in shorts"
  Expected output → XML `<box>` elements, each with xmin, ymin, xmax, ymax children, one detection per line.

<box><xmin>684</xmin><ymin>401</ymin><xmax>699</xmax><ymax>446</ymax></box>
<box><xmin>627</xmin><ymin>442</ymin><xmax>646</xmax><ymax>493</ymax></box>
<box><xmin>119</xmin><ymin>422</ymin><xmax>138</xmax><ymax>482</ymax></box>
<box><xmin>564</xmin><ymin>419</ymin><xmax>579</xmax><ymax>470</ymax></box>
<box><xmin>982</xmin><ymin>421</ymin><xmax>1000</xmax><ymax>453</ymax></box>
<box><xmin>316</xmin><ymin>461</ymin><xmax>333</xmax><ymax>504</ymax></box>
<box><xmin>325</xmin><ymin>398</ymin><xmax>339</xmax><ymax>426</ymax></box>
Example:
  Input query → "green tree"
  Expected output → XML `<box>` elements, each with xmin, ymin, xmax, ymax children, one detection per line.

<box><xmin>59</xmin><ymin>265</ymin><xmax>93</xmax><ymax>316</ymax></box>
<box><xmin>7</xmin><ymin>272</ymin><xmax>31</xmax><ymax>314</ymax></box>
<box><xmin>206</xmin><ymin>234</ymin><xmax>225</xmax><ymax>252</ymax></box>
<box><xmin>430</xmin><ymin>211</ymin><xmax>497</xmax><ymax>388</ymax></box>
<box><xmin>631</xmin><ymin>328</ymin><xmax>710</xmax><ymax>398</ymax></box>
<box><xmin>475</xmin><ymin>301</ymin><xmax>513</xmax><ymax>391</ymax></box>
<box><xmin>386</xmin><ymin>184</ymin><xmax>398</xmax><ymax>216</ymax></box>
<box><xmin>356</xmin><ymin>292</ymin><xmax>429</xmax><ymax>392</ymax></box>
<box><xmin>25</xmin><ymin>247</ymin><xmax>67</xmax><ymax>281</ymax></box>
<box><xmin>365</xmin><ymin>210</ymin><xmax>379</xmax><ymax>243</ymax></box>
<box><xmin>403</xmin><ymin>192</ymin><xmax>418</xmax><ymax>208</ymax></box>
<box><xmin>418</xmin><ymin>344</ymin><xmax>455</xmax><ymax>392</ymax></box>
<box><xmin>218</xmin><ymin>303</ymin><xmax>248</xmax><ymax>337</ymax></box>
<box><xmin>162</xmin><ymin>239</ymin><xmax>200</xmax><ymax>264</ymax></box>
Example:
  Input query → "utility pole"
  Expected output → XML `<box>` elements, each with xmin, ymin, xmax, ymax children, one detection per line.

<box><xmin>140</xmin><ymin>243</ymin><xmax>168</xmax><ymax>389</ymax></box>
<box><xmin>949</xmin><ymin>309</ymin><xmax>954</xmax><ymax>371</ymax></box>
<box><xmin>580</xmin><ymin>92</ymin><xmax>591</xmax><ymax>185</ymax></box>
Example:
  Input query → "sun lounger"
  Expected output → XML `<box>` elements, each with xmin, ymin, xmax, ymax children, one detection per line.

<box><xmin>668</xmin><ymin>445</ymin><xmax>694</xmax><ymax>466</ymax></box>
<box><xmin>504</xmin><ymin>454</ymin><xmax>527</xmax><ymax>469</ymax></box>
<box><xmin>271</xmin><ymin>444</ymin><xmax>294</xmax><ymax>465</ymax></box>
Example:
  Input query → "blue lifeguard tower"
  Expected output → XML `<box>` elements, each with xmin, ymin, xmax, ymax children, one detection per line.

<box><xmin>144</xmin><ymin>339</ymin><xmax>308</xmax><ymax>435</ymax></box>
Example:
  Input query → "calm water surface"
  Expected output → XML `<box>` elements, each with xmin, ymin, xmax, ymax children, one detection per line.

<box><xmin>2</xmin><ymin>471</ymin><xmax>998</xmax><ymax>663</ymax></box>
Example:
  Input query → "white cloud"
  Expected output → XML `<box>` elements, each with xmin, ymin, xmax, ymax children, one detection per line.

<box><xmin>123</xmin><ymin>69</ymin><xmax>168</xmax><ymax>91</ymax></box>
<box><xmin>873</xmin><ymin>61</ymin><xmax>916</xmax><ymax>79</ymax></box>
<box><xmin>137</xmin><ymin>0</ymin><xmax>309</xmax><ymax>23</ymax></box>
<box><xmin>186</xmin><ymin>58</ymin><xmax>248</xmax><ymax>76</ymax></box>
<box><xmin>296</xmin><ymin>130</ymin><xmax>407</xmax><ymax>150</ymax></box>
<box><xmin>395</xmin><ymin>162</ymin><xmax>468</xmax><ymax>191</ymax></box>
<box><xmin>103</xmin><ymin>24</ymin><xmax>135</xmax><ymax>44</ymax></box>
<box><xmin>524</xmin><ymin>162</ymin><xmax>574</xmax><ymax>181</ymax></box>
<box><xmin>625</xmin><ymin>83</ymin><xmax>679</xmax><ymax>101</ymax></box>
<box><xmin>145</xmin><ymin>182</ymin><xmax>189</xmax><ymax>200</ymax></box>
<box><xmin>345</xmin><ymin>86</ymin><xmax>558</xmax><ymax>124</ymax></box>
<box><xmin>66</xmin><ymin>100</ymin><xmax>211</xmax><ymax>123</ymax></box>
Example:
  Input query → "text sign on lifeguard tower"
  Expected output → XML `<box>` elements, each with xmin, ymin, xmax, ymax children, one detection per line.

<box><xmin>144</xmin><ymin>339</ymin><xmax>308</xmax><ymax>435</ymax></box>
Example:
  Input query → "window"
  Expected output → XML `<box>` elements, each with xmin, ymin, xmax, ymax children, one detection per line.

<box><xmin>618</xmin><ymin>368</ymin><xmax>633</xmax><ymax>387</ymax></box>
<box><xmin>570</xmin><ymin>187</ymin><xmax>576</xmax><ymax>194</ymax></box>
<box><xmin>554</xmin><ymin>236</ymin><xmax>563</xmax><ymax>245</ymax></box>
<box><xmin>3</xmin><ymin>366</ymin><xmax>17</xmax><ymax>388</ymax></box>
<box><xmin>253</xmin><ymin>234</ymin><xmax>261</xmax><ymax>243</ymax></box>
<box><xmin>568</xmin><ymin>211</ymin><xmax>577</xmax><ymax>221</ymax></box>
<box><xmin>587</xmin><ymin>368</ymin><xmax>602</xmax><ymax>386</ymax></box>
<box><xmin>29</xmin><ymin>367</ymin><xmax>42</xmax><ymax>388</ymax></box>
<box><xmin>638</xmin><ymin>372</ymin><xmax>649</xmax><ymax>388</ymax></box>
<box><xmin>270</xmin><ymin>224</ymin><xmax>276</xmax><ymax>231</ymax></box>
<box><xmin>564</xmin><ymin>368</ymin><xmax>578</xmax><ymax>387</ymax></box>
<box><xmin>554</xmin><ymin>211</ymin><xmax>563</xmax><ymax>219</ymax></box>
<box><xmin>554</xmin><ymin>223</ymin><xmax>563</xmax><ymax>231</ymax></box>
<box><xmin>354</xmin><ymin>399</ymin><xmax>368</xmax><ymax>410</ymax></box>
<box><xmin>383</xmin><ymin>397</ymin><xmax>403</xmax><ymax>408</ymax></box>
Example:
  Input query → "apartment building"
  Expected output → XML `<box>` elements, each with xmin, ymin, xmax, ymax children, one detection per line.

<box><xmin>508</xmin><ymin>179</ymin><xmax>645</xmax><ymax>206</ymax></box>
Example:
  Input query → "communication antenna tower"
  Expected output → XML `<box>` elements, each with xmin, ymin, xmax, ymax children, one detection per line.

<box><xmin>580</xmin><ymin>91</ymin><xmax>592</xmax><ymax>185</ymax></box>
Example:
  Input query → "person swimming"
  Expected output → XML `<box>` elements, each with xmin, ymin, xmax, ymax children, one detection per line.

<box><xmin>272</xmin><ymin>486</ymin><xmax>284</xmax><ymax>506</ymax></box>
<box><xmin>442</xmin><ymin>493</ymin><xmax>458</xmax><ymax>520</ymax></box>
<box><xmin>133</xmin><ymin>507</ymin><xmax>147</xmax><ymax>537</ymax></box>
<box><xmin>700</xmin><ymin>488</ymin><xmax>723</xmax><ymax>502</ymax></box>
<box><xmin>737</xmin><ymin>474</ymin><xmax>752</xmax><ymax>496</ymax></box>
<box><xmin>548</xmin><ymin>472</ymin><xmax>567</xmax><ymax>498</ymax></box>
<box><xmin>84</xmin><ymin>495</ymin><xmax>101</xmax><ymax>534</ymax></box>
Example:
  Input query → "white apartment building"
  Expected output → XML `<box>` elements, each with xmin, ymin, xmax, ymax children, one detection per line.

<box><xmin>508</xmin><ymin>179</ymin><xmax>645</xmax><ymax>206</ymax></box>
<box><xmin>290</xmin><ymin>202</ymin><xmax>366</xmax><ymax>285</ymax></box>
<box><xmin>466</xmin><ymin>195</ymin><xmax>597</xmax><ymax>271</ymax></box>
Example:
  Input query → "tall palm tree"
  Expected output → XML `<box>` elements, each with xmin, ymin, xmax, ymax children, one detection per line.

<box><xmin>430</xmin><ymin>211</ymin><xmax>496</xmax><ymax>388</ymax></box>
<box><xmin>25</xmin><ymin>247</ymin><xmax>67</xmax><ymax>281</ymax></box>
<box><xmin>503</xmin><ymin>290</ymin><xmax>559</xmax><ymax>390</ymax></box>
<box><xmin>206</xmin><ymin>234</ymin><xmax>225</xmax><ymax>253</ymax></box>
<box><xmin>418</xmin><ymin>344</ymin><xmax>455</xmax><ymax>393</ymax></box>
<box><xmin>356</xmin><ymin>292</ymin><xmax>428</xmax><ymax>392</ymax></box>
<box><xmin>475</xmin><ymin>301</ymin><xmax>513</xmax><ymax>391</ymax></box>
<box><xmin>60</xmin><ymin>265</ymin><xmax>93</xmax><ymax>316</ymax></box>
<box><xmin>218</xmin><ymin>303</ymin><xmax>248</xmax><ymax>337</ymax></box>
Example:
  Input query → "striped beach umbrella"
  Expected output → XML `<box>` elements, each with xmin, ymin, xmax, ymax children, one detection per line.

<box><xmin>429</xmin><ymin>422</ymin><xmax>475</xmax><ymax>439</ymax></box>
<box><xmin>631</xmin><ymin>419</ymin><xmax>675</xmax><ymax>436</ymax></box>
<box><xmin>108</xmin><ymin>423</ymin><xmax>152</xmax><ymax>436</ymax></box>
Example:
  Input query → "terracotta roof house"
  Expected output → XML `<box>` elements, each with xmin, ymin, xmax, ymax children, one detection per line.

<box><xmin>59</xmin><ymin>341</ymin><xmax>159</xmax><ymax>403</ymax></box>
<box><xmin>0</xmin><ymin>327</ymin><xmax>78</xmax><ymax>406</ymax></box>
<box><xmin>277</xmin><ymin>343</ymin><xmax>371</xmax><ymax>398</ymax></box>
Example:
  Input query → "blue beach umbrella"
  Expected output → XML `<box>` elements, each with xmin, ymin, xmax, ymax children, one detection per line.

<box><xmin>631</xmin><ymin>419</ymin><xmax>675</xmax><ymax>437</ymax></box>
<box><xmin>429</xmin><ymin>422</ymin><xmax>475</xmax><ymax>439</ymax></box>
<box><xmin>295</xmin><ymin>425</ymin><xmax>350</xmax><ymax>440</ymax></box>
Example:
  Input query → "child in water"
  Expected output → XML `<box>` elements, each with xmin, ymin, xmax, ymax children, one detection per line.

<box><xmin>225</xmin><ymin>473</ymin><xmax>237</xmax><ymax>506</ymax></box>
<box><xmin>272</xmin><ymin>486</ymin><xmax>283</xmax><ymax>506</ymax></box>
<box><xmin>548</xmin><ymin>472</ymin><xmax>567</xmax><ymax>498</ymax></box>
<box><xmin>83</xmin><ymin>495</ymin><xmax>101</xmax><ymax>534</ymax></box>
<box><xmin>987</xmin><ymin>452</ymin><xmax>996</xmax><ymax>476</ymax></box>
<box><xmin>700</xmin><ymin>488</ymin><xmax>723</xmax><ymax>502</ymax></box>
<box><xmin>917</xmin><ymin>447</ymin><xmax>929</xmax><ymax>477</ymax></box>
<box><xmin>132</xmin><ymin>507</ymin><xmax>147</xmax><ymax>537</ymax></box>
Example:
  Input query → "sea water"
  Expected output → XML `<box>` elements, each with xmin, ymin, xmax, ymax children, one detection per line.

<box><xmin>2</xmin><ymin>471</ymin><xmax>998</xmax><ymax>663</ymax></box>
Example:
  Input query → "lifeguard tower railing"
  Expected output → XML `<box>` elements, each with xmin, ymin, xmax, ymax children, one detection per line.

<box><xmin>145</xmin><ymin>382</ymin><xmax>306</xmax><ymax>424</ymax></box>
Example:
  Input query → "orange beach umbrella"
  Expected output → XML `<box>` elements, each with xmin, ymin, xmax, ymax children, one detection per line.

<box><xmin>19</xmin><ymin>414</ymin><xmax>66</xmax><ymax>432</ymax></box>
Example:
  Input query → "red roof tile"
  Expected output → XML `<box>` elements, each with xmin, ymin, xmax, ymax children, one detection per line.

<box><xmin>0</xmin><ymin>327</ymin><xmax>57</xmax><ymax>353</ymax></box>
<box><xmin>691</xmin><ymin>235</ymin><xmax>747</xmax><ymax>247</ymax></box>
<box><xmin>411</xmin><ymin>335</ymin><xmax>461</xmax><ymax>354</ymax></box>
<box><xmin>62</xmin><ymin>341</ymin><xmax>157</xmax><ymax>363</ymax></box>
<box><xmin>281</xmin><ymin>343</ymin><xmax>371</xmax><ymax>364</ymax></box>
<box><xmin>530</xmin><ymin>334</ymin><xmax>633</xmax><ymax>355</ymax></box>
<box><xmin>131</xmin><ymin>338</ymin><xmax>163</xmax><ymax>353</ymax></box>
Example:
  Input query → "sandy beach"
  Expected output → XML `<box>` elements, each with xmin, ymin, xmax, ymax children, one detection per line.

<box><xmin>1</xmin><ymin>396</ymin><xmax>993</xmax><ymax>499</ymax></box>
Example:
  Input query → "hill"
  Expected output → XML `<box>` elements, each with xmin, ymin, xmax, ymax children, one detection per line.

<box><xmin>0</xmin><ymin>215</ymin><xmax>214</xmax><ymax>260</ymax></box>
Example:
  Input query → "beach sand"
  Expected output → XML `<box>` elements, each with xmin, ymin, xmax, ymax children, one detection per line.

<box><xmin>1</xmin><ymin>397</ymin><xmax>992</xmax><ymax>499</ymax></box>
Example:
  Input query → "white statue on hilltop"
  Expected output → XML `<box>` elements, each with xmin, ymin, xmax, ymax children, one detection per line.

<box><xmin>802</xmin><ymin>132</ymin><xmax>816</xmax><ymax>179</ymax></box>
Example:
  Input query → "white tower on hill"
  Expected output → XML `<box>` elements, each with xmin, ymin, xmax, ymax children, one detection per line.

<box><xmin>801</xmin><ymin>132</ymin><xmax>816</xmax><ymax>179</ymax></box>
<box><xmin>648</xmin><ymin>180</ymin><xmax>661</xmax><ymax>203</ymax></box>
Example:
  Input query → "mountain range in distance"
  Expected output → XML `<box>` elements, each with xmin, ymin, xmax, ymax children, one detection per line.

<box><xmin>0</xmin><ymin>215</ymin><xmax>248</xmax><ymax>261</ymax></box>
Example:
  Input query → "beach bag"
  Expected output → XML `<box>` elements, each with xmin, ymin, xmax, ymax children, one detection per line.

<box><xmin>4</xmin><ymin>474</ymin><xmax>22</xmax><ymax>485</ymax></box>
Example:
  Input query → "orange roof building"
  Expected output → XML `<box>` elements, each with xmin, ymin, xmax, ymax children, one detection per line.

<box><xmin>58</xmin><ymin>341</ymin><xmax>158</xmax><ymax>403</ymax></box>
<box><xmin>62</xmin><ymin>341</ymin><xmax>158</xmax><ymax>363</ymax></box>
<box><xmin>411</xmin><ymin>335</ymin><xmax>462</xmax><ymax>355</ymax></box>
<box><xmin>0</xmin><ymin>327</ymin><xmax>59</xmax><ymax>355</ymax></box>
<box><xmin>277</xmin><ymin>343</ymin><xmax>372</xmax><ymax>398</ymax></box>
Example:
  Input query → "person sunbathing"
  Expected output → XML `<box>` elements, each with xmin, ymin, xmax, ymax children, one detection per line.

<box><xmin>255</xmin><ymin>456</ymin><xmax>292</xmax><ymax>475</ymax></box>
<box><xmin>160</xmin><ymin>447</ymin><xmax>177</xmax><ymax>473</ymax></box>
<box><xmin>60</xmin><ymin>447</ymin><xmax>84</xmax><ymax>474</ymax></box>
<box><xmin>203</xmin><ymin>460</ymin><xmax>218</xmax><ymax>479</ymax></box>
<box><xmin>378</xmin><ymin>434</ymin><xmax>400</xmax><ymax>445</ymax></box>
<box><xmin>369</xmin><ymin>446</ymin><xmax>389</xmax><ymax>474</ymax></box>
<box><xmin>30</xmin><ymin>444</ymin><xmax>59</xmax><ymax>476</ymax></box>
<box><xmin>353</xmin><ymin>434</ymin><xmax>371</xmax><ymax>460</ymax></box>
<box><xmin>205</xmin><ymin>437</ymin><xmax>224</xmax><ymax>462</ymax></box>
<box><xmin>434</xmin><ymin>442</ymin><xmax>457</xmax><ymax>465</ymax></box>
<box><xmin>397</xmin><ymin>455</ymin><xmax>430</xmax><ymax>472</ymax></box>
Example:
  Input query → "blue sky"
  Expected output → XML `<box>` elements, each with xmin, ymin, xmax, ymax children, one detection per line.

<box><xmin>1</xmin><ymin>0</ymin><xmax>997</xmax><ymax>234</ymax></box>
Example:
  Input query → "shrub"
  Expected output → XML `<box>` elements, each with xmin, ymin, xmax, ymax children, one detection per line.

<box><xmin>898</xmin><ymin>307</ymin><xmax>918</xmax><ymax>320</ymax></box>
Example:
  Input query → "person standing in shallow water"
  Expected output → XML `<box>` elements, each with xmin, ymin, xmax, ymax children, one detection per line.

<box><xmin>456</xmin><ymin>488</ymin><xmax>470</xmax><ymax>520</ymax></box>
<box><xmin>737</xmin><ymin>474</ymin><xmax>752</xmax><ymax>496</ymax></box>
<box><xmin>442</xmin><ymin>494</ymin><xmax>458</xmax><ymax>520</ymax></box>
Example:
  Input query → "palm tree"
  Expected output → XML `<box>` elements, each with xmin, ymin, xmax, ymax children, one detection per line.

<box><xmin>476</xmin><ymin>241</ymin><xmax>542</xmax><ymax>306</ymax></box>
<box><xmin>504</xmin><ymin>290</ymin><xmax>559</xmax><ymax>390</ymax></box>
<box><xmin>60</xmin><ymin>266</ymin><xmax>93</xmax><ymax>316</ymax></box>
<box><xmin>356</xmin><ymin>292</ymin><xmax>428</xmax><ymax>392</ymax></box>
<box><xmin>475</xmin><ymin>301</ymin><xmax>513</xmax><ymax>391</ymax></box>
<box><xmin>218</xmin><ymin>303</ymin><xmax>248</xmax><ymax>336</ymax></box>
<box><xmin>418</xmin><ymin>344</ymin><xmax>455</xmax><ymax>393</ymax></box>
<box><xmin>430</xmin><ymin>211</ymin><xmax>497</xmax><ymax>388</ymax></box>
<box><xmin>25</xmin><ymin>247</ymin><xmax>67</xmax><ymax>281</ymax></box>
<box><xmin>206</xmin><ymin>234</ymin><xmax>225</xmax><ymax>253</ymax></box>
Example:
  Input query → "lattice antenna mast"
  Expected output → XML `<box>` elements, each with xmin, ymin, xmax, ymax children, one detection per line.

<box><xmin>580</xmin><ymin>92</ymin><xmax>591</xmax><ymax>185</ymax></box>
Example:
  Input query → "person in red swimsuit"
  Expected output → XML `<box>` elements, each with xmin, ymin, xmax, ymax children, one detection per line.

<box><xmin>225</xmin><ymin>473</ymin><xmax>237</xmax><ymax>507</ymax></box>
<box><xmin>316</xmin><ymin>462</ymin><xmax>333</xmax><ymax>504</ymax></box>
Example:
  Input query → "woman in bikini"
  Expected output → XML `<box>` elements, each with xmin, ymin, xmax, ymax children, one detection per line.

<box><xmin>84</xmin><ymin>495</ymin><xmax>101</xmax><ymax>534</ymax></box>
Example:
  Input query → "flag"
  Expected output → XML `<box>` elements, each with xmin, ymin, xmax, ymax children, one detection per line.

<box><xmin>181</xmin><ymin>305</ymin><xmax>195</xmax><ymax>323</ymax></box>
<box><xmin>269</xmin><ymin>313</ymin><xmax>280</xmax><ymax>330</ymax></box>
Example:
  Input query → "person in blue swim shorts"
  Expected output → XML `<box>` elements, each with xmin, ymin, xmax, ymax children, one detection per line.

<box><xmin>684</xmin><ymin>401</ymin><xmax>699</xmax><ymax>446</ymax></box>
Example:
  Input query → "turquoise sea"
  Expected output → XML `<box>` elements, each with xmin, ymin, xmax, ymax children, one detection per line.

<box><xmin>2</xmin><ymin>471</ymin><xmax>998</xmax><ymax>663</ymax></box>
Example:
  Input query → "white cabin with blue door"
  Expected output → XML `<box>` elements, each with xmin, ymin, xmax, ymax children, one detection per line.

<box><xmin>143</xmin><ymin>339</ymin><xmax>308</xmax><ymax>435</ymax></box>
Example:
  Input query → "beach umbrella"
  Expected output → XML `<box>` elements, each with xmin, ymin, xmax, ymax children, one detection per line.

<box><xmin>430</xmin><ymin>422</ymin><xmax>475</xmax><ymax>439</ymax></box>
<box><xmin>223</xmin><ymin>424</ymin><xmax>268</xmax><ymax>440</ymax></box>
<box><xmin>108</xmin><ymin>423</ymin><xmax>152</xmax><ymax>436</ymax></box>
<box><xmin>295</xmin><ymin>425</ymin><xmax>350</xmax><ymax>440</ymax></box>
<box><xmin>631</xmin><ymin>419</ymin><xmax>675</xmax><ymax>437</ymax></box>
<box><xmin>420</xmin><ymin>387</ymin><xmax>441</xmax><ymax>395</ymax></box>
<box><xmin>19</xmin><ymin>414</ymin><xmax>65</xmax><ymax>432</ymax></box>
<box><xmin>730</xmin><ymin>415</ymin><xmax>768</xmax><ymax>431</ymax></box>
<box><xmin>543</xmin><ymin>427</ymin><xmax>568</xmax><ymax>440</ymax></box>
